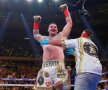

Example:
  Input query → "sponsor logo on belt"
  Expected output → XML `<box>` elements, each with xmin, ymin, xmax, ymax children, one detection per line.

<box><xmin>45</xmin><ymin>81</ymin><xmax>51</xmax><ymax>87</ymax></box>
<box><xmin>57</xmin><ymin>72</ymin><xmax>66</xmax><ymax>78</ymax></box>
<box><xmin>44</xmin><ymin>72</ymin><xmax>49</xmax><ymax>77</ymax></box>
<box><xmin>38</xmin><ymin>76</ymin><xmax>44</xmax><ymax>86</ymax></box>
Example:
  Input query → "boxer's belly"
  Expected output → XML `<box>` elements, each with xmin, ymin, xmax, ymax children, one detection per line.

<box><xmin>42</xmin><ymin>45</ymin><xmax>64</xmax><ymax>61</ymax></box>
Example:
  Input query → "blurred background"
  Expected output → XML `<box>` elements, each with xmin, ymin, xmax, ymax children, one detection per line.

<box><xmin>0</xmin><ymin>0</ymin><xmax>108</xmax><ymax>90</ymax></box>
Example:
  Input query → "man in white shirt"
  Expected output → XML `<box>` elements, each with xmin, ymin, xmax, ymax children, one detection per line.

<box><xmin>40</xmin><ymin>29</ymin><xmax>102</xmax><ymax>90</ymax></box>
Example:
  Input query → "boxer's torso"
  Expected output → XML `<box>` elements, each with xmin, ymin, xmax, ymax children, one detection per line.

<box><xmin>42</xmin><ymin>33</ymin><xmax>65</xmax><ymax>61</ymax></box>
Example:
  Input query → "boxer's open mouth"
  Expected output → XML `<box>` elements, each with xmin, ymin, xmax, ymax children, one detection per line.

<box><xmin>51</xmin><ymin>29</ymin><xmax>56</xmax><ymax>32</ymax></box>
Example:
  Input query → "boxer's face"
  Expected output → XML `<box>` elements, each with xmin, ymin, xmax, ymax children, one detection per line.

<box><xmin>48</xmin><ymin>23</ymin><xmax>58</xmax><ymax>36</ymax></box>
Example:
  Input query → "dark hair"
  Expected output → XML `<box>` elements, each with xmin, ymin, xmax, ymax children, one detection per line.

<box><xmin>84</xmin><ymin>29</ymin><xmax>93</xmax><ymax>36</ymax></box>
<box><xmin>49</xmin><ymin>22</ymin><xmax>57</xmax><ymax>26</ymax></box>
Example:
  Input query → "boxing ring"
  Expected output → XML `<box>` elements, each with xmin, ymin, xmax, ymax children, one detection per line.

<box><xmin>0</xmin><ymin>72</ymin><xmax>108</xmax><ymax>89</ymax></box>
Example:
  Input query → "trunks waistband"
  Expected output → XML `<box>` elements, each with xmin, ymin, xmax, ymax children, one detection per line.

<box><xmin>42</xmin><ymin>60</ymin><xmax>65</xmax><ymax>67</ymax></box>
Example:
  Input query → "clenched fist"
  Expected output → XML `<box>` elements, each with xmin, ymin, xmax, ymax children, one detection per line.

<box><xmin>59</xmin><ymin>4</ymin><xmax>68</xmax><ymax>12</ymax></box>
<box><xmin>33</xmin><ymin>15</ymin><xmax>41</xmax><ymax>23</ymax></box>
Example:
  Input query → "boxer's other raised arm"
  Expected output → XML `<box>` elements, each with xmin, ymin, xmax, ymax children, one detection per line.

<box><xmin>60</xmin><ymin>4</ymin><xmax>73</xmax><ymax>38</ymax></box>
<box><xmin>33</xmin><ymin>15</ymin><xmax>43</xmax><ymax>42</ymax></box>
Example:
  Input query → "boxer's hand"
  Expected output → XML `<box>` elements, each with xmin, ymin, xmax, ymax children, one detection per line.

<box><xmin>66</xmin><ymin>48</ymin><xmax>74</xmax><ymax>55</ymax></box>
<box><xmin>40</xmin><ymin>39</ymin><xmax>49</xmax><ymax>46</ymax></box>
<box><xmin>59</xmin><ymin>4</ymin><xmax>68</xmax><ymax>12</ymax></box>
<box><xmin>33</xmin><ymin>15</ymin><xmax>41</xmax><ymax>23</ymax></box>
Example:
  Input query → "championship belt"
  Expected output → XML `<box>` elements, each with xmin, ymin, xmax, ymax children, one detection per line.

<box><xmin>56</xmin><ymin>63</ymin><xmax>66</xmax><ymax>82</ymax></box>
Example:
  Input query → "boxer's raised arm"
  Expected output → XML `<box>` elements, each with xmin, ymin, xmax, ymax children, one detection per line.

<box><xmin>33</xmin><ymin>15</ymin><xmax>43</xmax><ymax>42</ymax></box>
<box><xmin>60</xmin><ymin>4</ymin><xmax>73</xmax><ymax>38</ymax></box>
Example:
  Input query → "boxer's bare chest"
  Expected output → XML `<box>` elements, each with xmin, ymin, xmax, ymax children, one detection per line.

<box><xmin>48</xmin><ymin>34</ymin><xmax>62</xmax><ymax>40</ymax></box>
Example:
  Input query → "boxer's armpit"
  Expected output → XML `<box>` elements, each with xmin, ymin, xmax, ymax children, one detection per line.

<box><xmin>34</xmin><ymin>33</ymin><xmax>43</xmax><ymax>42</ymax></box>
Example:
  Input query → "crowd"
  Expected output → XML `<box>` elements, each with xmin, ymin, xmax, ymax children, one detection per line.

<box><xmin>0</xmin><ymin>60</ymin><xmax>107</xmax><ymax>90</ymax></box>
<box><xmin>0</xmin><ymin>39</ymin><xmax>37</xmax><ymax>58</ymax></box>
<box><xmin>0</xmin><ymin>60</ymin><xmax>41</xmax><ymax>90</ymax></box>
<box><xmin>97</xmin><ymin>66</ymin><xmax>108</xmax><ymax>90</ymax></box>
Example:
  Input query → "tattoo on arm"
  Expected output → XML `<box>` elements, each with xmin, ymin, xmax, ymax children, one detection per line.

<box><xmin>36</xmin><ymin>34</ymin><xmax>42</xmax><ymax>41</ymax></box>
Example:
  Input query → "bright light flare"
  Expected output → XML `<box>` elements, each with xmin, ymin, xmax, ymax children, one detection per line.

<box><xmin>54</xmin><ymin>0</ymin><xmax>59</xmax><ymax>2</ymax></box>
<box><xmin>37</xmin><ymin>0</ymin><xmax>43</xmax><ymax>3</ymax></box>
<box><xmin>27</xmin><ymin>0</ymin><xmax>32</xmax><ymax>2</ymax></box>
